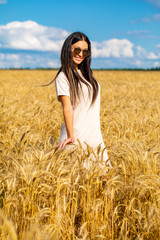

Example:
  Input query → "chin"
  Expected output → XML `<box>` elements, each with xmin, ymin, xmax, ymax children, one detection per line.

<box><xmin>74</xmin><ymin>60</ymin><xmax>83</xmax><ymax>65</ymax></box>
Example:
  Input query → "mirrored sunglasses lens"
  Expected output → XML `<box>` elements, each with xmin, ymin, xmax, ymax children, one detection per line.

<box><xmin>83</xmin><ymin>50</ymin><xmax>90</xmax><ymax>57</ymax></box>
<box><xmin>74</xmin><ymin>48</ymin><xmax>81</xmax><ymax>55</ymax></box>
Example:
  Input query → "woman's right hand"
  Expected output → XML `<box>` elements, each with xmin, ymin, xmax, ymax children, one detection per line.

<box><xmin>57</xmin><ymin>137</ymin><xmax>75</xmax><ymax>149</ymax></box>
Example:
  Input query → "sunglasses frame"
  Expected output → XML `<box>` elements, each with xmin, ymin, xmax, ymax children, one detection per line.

<box><xmin>72</xmin><ymin>47</ymin><xmax>90</xmax><ymax>58</ymax></box>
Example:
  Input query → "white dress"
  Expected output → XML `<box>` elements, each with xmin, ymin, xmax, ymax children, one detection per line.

<box><xmin>55</xmin><ymin>70</ymin><xmax>111</xmax><ymax>170</ymax></box>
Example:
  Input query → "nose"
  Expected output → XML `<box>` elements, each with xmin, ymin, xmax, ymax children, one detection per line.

<box><xmin>78</xmin><ymin>50</ymin><xmax>83</xmax><ymax>57</ymax></box>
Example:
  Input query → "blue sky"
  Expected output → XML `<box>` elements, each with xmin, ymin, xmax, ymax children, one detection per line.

<box><xmin>0</xmin><ymin>0</ymin><xmax>160</xmax><ymax>69</ymax></box>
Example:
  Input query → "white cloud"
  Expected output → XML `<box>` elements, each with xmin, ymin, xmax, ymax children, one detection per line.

<box><xmin>0</xmin><ymin>21</ymin><xmax>69</xmax><ymax>51</ymax></box>
<box><xmin>0</xmin><ymin>53</ymin><xmax>19</xmax><ymax>61</ymax></box>
<box><xmin>153</xmin><ymin>14</ymin><xmax>160</xmax><ymax>21</ymax></box>
<box><xmin>0</xmin><ymin>53</ymin><xmax>21</xmax><ymax>68</ymax></box>
<box><xmin>136</xmin><ymin>46</ymin><xmax>147</xmax><ymax>58</ymax></box>
<box><xmin>92</xmin><ymin>39</ymin><xmax>134</xmax><ymax>58</ymax></box>
<box><xmin>113</xmin><ymin>30</ymin><xmax>156</xmax><ymax>39</ymax></box>
<box><xmin>0</xmin><ymin>52</ymin><xmax>60</xmax><ymax>69</ymax></box>
<box><xmin>0</xmin><ymin>0</ymin><xmax>7</xmax><ymax>4</ymax></box>
<box><xmin>132</xmin><ymin>13</ymin><xmax>160</xmax><ymax>24</ymax></box>
<box><xmin>114</xmin><ymin>30</ymin><xmax>149</xmax><ymax>36</ymax></box>
<box><xmin>136</xmin><ymin>46</ymin><xmax>160</xmax><ymax>60</ymax></box>
<box><xmin>135</xmin><ymin>60</ymin><xmax>142</xmax><ymax>66</ymax></box>
<box><xmin>147</xmin><ymin>52</ymin><xmax>159</xmax><ymax>59</ymax></box>
<box><xmin>141</xmin><ymin>17</ymin><xmax>151</xmax><ymax>22</ymax></box>
<box><xmin>142</xmin><ymin>14</ymin><xmax>160</xmax><ymax>22</ymax></box>
<box><xmin>144</xmin><ymin>0</ymin><xmax>160</xmax><ymax>8</ymax></box>
<box><xmin>153</xmin><ymin>61</ymin><xmax>160</xmax><ymax>67</ymax></box>
<box><xmin>0</xmin><ymin>20</ymin><xmax>159</xmax><ymax>69</ymax></box>
<box><xmin>126</xmin><ymin>30</ymin><xmax>148</xmax><ymax>35</ymax></box>
<box><xmin>0</xmin><ymin>21</ymin><xmax>134</xmax><ymax>59</ymax></box>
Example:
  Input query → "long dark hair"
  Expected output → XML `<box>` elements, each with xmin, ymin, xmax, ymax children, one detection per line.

<box><xmin>45</xmin><ymin>32</ymin><xmax>99</xmax><ymax>106</ymax></box>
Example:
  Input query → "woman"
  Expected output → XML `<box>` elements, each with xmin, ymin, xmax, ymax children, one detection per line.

<box><xmin>55</xmin><ymin>32</ymin><xmax>111</xmax><ymax>169</ymax></box>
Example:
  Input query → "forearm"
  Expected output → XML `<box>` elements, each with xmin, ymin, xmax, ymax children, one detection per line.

<box><xmin>63</xmin><ymin>106</ymin><xmax>74</xmax><ymax>138</ymax></box>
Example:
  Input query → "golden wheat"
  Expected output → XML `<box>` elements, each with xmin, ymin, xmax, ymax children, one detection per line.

<box><xmin>0</xmin><ymin>70</ymin><xmax>160</xmax><ymax>239</ymax></box>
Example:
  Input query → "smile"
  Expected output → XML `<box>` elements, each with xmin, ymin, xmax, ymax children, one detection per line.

<box><xmin>75</xmin><ymin>56</ymin><xmax>83</xmax><ymax>61</ymax></box>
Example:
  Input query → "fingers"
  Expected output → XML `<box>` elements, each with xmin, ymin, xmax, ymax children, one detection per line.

<box><xmin>57</xmin><ymin>137</ymin><xmax>75</xmax><ymax>149</ymax></box>
<box><xmin>57</xmin><ymin>141</ymin><xmax>65</xmax><ymax>149</ymax></box>
<box><xmin>57</xmin><ymin>140</ymin><xmax>67</xmax><ymax>149</ymax></box>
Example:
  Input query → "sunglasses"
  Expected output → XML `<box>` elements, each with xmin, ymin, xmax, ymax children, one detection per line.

<box><xmin>72</xmin><ymin>47</ymin><xmax>90</xmax><ymax>58</ymax></box>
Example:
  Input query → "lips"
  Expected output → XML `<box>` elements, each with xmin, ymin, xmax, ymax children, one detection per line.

<box><xmin>75</xmin><ymin>57</ymin><xmax>82</xmax><ymax>61</ymax></box>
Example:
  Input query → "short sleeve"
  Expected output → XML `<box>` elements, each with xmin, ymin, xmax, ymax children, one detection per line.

<box><xmin>55</xmin><ymin>72</ymin><xmax>70</xmax><ymax>101</ymax></box>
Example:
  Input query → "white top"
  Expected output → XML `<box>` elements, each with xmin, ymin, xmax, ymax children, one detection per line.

<box><xmin>55</xmin><ymin>70</ymin><xmax>111</xmax><ymax>169</ymax></box>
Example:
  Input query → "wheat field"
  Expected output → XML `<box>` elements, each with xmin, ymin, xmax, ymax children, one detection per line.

<box><xmin>0</xmin><ymin>70</ymin><xmax>160</xmax><ymax>240</ymax></box>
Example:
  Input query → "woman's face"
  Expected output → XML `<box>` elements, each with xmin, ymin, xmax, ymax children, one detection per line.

<box><xmin>71</xmin><ymin>40</ymin><xmax>88</xmax><ymax>69</ymax></box>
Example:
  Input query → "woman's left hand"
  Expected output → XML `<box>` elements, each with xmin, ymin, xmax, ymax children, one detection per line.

<box><xmin>57</xmin><ymin>137</ymin><xmax>75</xmax><ymax>149</ymax></box>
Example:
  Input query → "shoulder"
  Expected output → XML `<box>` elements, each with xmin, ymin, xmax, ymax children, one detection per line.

<box><xmin>55</xmin><ymin>71</ymin><xmax>70</xmax><ymax>89</ymax></box>
<box><xmin>55</xmin><ymin>71</ymin><xmax>68</xmax><ymax>82</ymax></box>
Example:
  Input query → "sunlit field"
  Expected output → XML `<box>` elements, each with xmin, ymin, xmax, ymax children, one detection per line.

<box><xmin>0</xmin><ymin>70</ymin><xmax>160</xmax><ymax>240</ymax></box>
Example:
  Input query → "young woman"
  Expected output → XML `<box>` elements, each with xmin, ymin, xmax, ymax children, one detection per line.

<box><xmin>55</xmin><ymin>32</ymin><xmax>111</xmax><ymax>169</ymax></box>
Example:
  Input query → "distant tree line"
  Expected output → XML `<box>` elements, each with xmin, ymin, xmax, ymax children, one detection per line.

<box><xmin>0</xmin><ymin>67</ymin><xmax>160</xmax><ymax>71</ymax></box>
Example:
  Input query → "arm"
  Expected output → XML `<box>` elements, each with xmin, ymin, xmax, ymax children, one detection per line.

<box><xmin>57</xmin><ymin>95</ymin><xmax>75</xmax><ymax>149</ymax></box>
